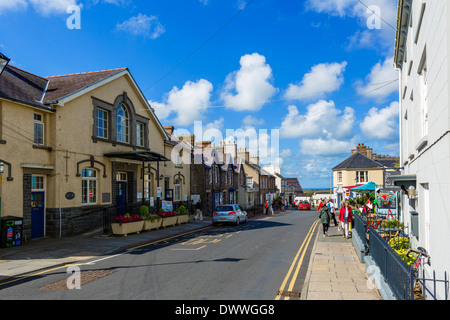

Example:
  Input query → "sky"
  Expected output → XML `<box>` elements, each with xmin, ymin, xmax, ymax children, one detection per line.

<box><xmin>0</xmin><ymin>0</ymin><xmax>400</xmax><ymax>188</ymax></box>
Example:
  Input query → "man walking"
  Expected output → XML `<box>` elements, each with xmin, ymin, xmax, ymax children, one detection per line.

<box><xmin>328</xmin><ymin>199</ymin><xmax>338</xmax><ymax>227</ymax></box>
<box><xmin>194</xmin><ymin>199</ymin><xmax>203</xmax><ymax>221</ymax></box>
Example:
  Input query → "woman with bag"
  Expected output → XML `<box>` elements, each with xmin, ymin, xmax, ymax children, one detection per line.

<box><xmin>339</xmin><ymin>201</ymin><xmax>353</xmax><ymax>239</ymax></box>
<box><xmin>319</xmin><ymin>200</ymin><xmax>333</xmax><ymax>237</ymax></box>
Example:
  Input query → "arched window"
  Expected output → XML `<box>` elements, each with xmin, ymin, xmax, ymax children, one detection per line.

<box><xmin>117</xmin><ymin>103</ymin><xmax>129</xmax><ymax>143</ymax></box>
<box><xmin>82</xmin><ymin>168</ymin><xmax>97</xmax><ymax>205</ymax></box>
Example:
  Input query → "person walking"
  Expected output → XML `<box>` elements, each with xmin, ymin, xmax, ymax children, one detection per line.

<box><xmin>327</xmin><ymin>199</ymin><xmax>338</xmax><ymax>227</ymax></box>
<box><xmin>339</xmin><ymin>201</ymin><xmax>353</xmax><ymax>239</ymax></box>
<box><xmin>319</xmin><ymin>200</ymin><xmax>332</xmax><ymax>237</ymax></box>
<box><xmin>194</xmin><ymin>199</ymin><xmax>203</xmax><ymax>221</ymax></box>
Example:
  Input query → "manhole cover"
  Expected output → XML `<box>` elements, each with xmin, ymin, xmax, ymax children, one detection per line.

<box><xmin>39</xmin><ymin>269</ymin><xmax>116</xmax><ymax>290</ymax></box>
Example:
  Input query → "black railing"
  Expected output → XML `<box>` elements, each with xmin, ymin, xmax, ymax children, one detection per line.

<box><xmin>353</xmin><ymin>213</ymin><xmax>368</xmax><ymax>254</ymax></box>
<box><xmin>368</xmin><ymin>227</ymin><xmax>415</xmax><ymax>300</ymax></box>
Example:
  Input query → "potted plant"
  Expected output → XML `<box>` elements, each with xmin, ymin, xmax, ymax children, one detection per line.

<box><xmin>111</xmin><ymin>214</ymin><xmax>144</xmax><ymax>236</ymax></box>
<box><xmin>158</xmin><ymin>210</ymin><xmax>178</xmax><ymax>227</ymax></box>
<box><xmin>141</xmin><ymin>214</ymin><xmax>162</xmax><ymax>231</ymax></box>
<box><xmin>176</xmin><ymin>205</ymin><xmax>190</xmax><ymax>225</ymax></box>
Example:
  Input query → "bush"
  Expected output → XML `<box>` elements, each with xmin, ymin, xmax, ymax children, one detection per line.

<box><xmin>388</xmin><ymin>237</ymin><xmax>416</xmax><ymax>266</ymax></box>
<box><xmin>177</xmin><ymin>205</ymin><xmax>187</xmax><ymax>215</ymax></box>
<box><xmin>140</xmin><ymin>205</ymin><xmax>150</xmax><ymax>216</ymax></box>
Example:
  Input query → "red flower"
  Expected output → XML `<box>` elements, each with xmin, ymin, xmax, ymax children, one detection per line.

<box><xmin>113</xmin><ymin>214</ymin><xmax>142</xmax><ymax>224</ymax></box>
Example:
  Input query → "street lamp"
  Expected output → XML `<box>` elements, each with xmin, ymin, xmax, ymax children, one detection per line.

<box><xmin>0</xmin><ymin>52</ymin><xmax>10</xmax><ymax>77</ymax></box>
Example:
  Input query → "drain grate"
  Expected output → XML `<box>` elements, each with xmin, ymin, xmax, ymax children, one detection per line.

<box><xmin>277</xmin><ymin>290</ymin><xmax>301</xmax><ymax>298</ymax></box>
<box><xmin>39</xmin><ymin>269</ymin><xmax>116</xmax><ymax>290</ymax></box>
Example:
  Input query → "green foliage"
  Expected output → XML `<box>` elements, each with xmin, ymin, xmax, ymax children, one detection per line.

<box><xmin>388</xmin><ymin>237</ymin><xmax>416</xmax><ymax>266</ymax></box>
<box><xmin>177</xmin><ymin>205</ymin><xmax>187</xmax><ymax>215</ymax></box>
<box><xmin>382</xmin><ymin>218</ymin><xmax>404</xmax><ymax>229</ymax></box>
<box><xmin>139</xmin><ymin>205</ymin><xmax>150</xmax><ymax>216</ymax></box>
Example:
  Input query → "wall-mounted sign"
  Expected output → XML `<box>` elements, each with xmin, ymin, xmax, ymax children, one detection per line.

<box><xmin>65</xmin><ymin>192</ymin><xmax>75</xmax><ymax>200</ymax></box>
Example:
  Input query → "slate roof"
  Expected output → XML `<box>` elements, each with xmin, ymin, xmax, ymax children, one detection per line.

<box><xmin>43</xmin><ymin>68</ymin><xmax>127</xmax><ymax>103</ymax></box>
<box><xmin>0</xmin><ymin>65</ymin><xmax>52</xmax><ymax>110</ymax></box>
<box><xmin>0</xmin><ymin>65</ymin><xmax>128</xmax><ymax>109</ymax></box>
<box><xmin>332</xmin><ymin>152</ymin><xmax>386</xmax><ymax>170</ymax></box>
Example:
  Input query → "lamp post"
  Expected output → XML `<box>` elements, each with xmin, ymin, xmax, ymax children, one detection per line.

<box><xmin>0</xmin><ymin>52</ymin><xmax>10</xmax><ymax>77</ymax></box>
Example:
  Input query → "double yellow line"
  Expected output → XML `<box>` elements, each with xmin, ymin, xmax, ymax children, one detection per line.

<box><xmin>275</xmin><ymin>219</ymin><xmax>319</xmax><ymax>300</ymax></box>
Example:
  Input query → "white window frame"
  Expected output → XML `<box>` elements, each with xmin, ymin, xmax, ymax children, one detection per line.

<box><xmin>117</xmin><ymin>103</ymin><xmax>129</xmax><ymax>143</ymax></box>
<box><xmin>174</xmin><ymin>179</ymin><xmax>181</xmax><ymax>201</ymax></box>
<box><xmin>356</xmin><ymin>171</ymin><xmax>368</xmax><ymax>184</ymax></box>
<box><xmin>34</xmin><ymin>113</ymin><xmax>44</xmax><ymax>145</ymax></box>
<box><xmin>82</xmin><ymin>168</ymin><xmax>98</xmax><ymax>205</ymax></box>
<box><xmin>96</xmin><ymin>108</ymin><xmax>109</xmax><ymax>139</ymax></box>
<box><xmin>32</xmin><ymin>175</ymin><xmax>45</xmax><ymax>191</ymax></box>
<box><xmin>136</xmin><ymin>121</ymin><xmax>144</xmax><ymax>147</ymax></box>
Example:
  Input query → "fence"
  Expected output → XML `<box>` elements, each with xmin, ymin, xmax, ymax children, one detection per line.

<box><xmin>353</xmin><ymin>213</ymin><xmax>368</xmax><ymax>254</ymax></box>
<box><xmin>368</xmin><ymin>226</ymin><xmax>415</xmax><ymax>300</ymax></box>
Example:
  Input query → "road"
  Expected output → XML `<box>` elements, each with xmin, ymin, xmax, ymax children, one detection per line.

<box><xmin>0</xmin><ymin>210</ymin><xmax>319</xmax><ymax>300</ymax></box>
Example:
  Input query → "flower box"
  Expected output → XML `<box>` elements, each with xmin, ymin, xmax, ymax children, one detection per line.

<box><xmin>161</xmin><ymin>216</ymin><xmax>178</xmax><ymax>228</ymax></box>
<box><xmin>177</xmin><ymin>214</ymin><xmax>190</xmax><ymax>225</ymax></box>
<box><xmin>111</xmin><ymin>221</ymin><xmax>144</xmax><ymax>236</ymax></box>
<box><xmin>143</xmin><ymin>218</ymin><xmax>162</xmax><ymax>231</ymax></box>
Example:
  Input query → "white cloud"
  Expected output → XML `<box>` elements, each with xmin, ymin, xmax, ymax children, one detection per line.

<box><xmin>306</xmin><ymin>0</ymin><xmax>397</xmax><ymax>50</ymax></box>
<box><xmin>0</xmin><ymin>0</ymin><xmax>27</xmax><ymax>14</ymax></box>
<box><xmin>149</xmin><ymin>79</ymin><xmax>213</xmax><ymax>127</ymax></box>
<box><xmin>221</xmin><ymin>53</ymin><xmax>278</xmax><ymax>112</ymax></box>
<box><xmin>116</xmin><ymin>13</ymin><xmax>165</xmax><ymax>39</ymax></box>
<box><xmin>300</xmin><ymin>138</ymin><xmax>355</xmax><ymax>156</ymax></box>
<box><xmin>360</xmin><ymin>101</ymin><xmax>399</xmax><ymax>140</ymax></box>
<box><xmin>280</xmin><ymin>100</ymin><xmax>355</xmax><ymax>140</ymax></box>
<box><xmin>29</xmin><ymin>0</ymin><xmax>78</xmax><ymax>15</ymax></box>
<box><xmin>356</xmin><ymin>57</ymin><xmax>398</xmax><ymax>102</ymax></box>
<box><xmin>242</xmin><ymin>115</ymin><xmax>265</xmax><ymax>129</ymax></box>
<box><xmin>284</xmin><ymin>62</ymin><xmax>347</xmax><ymax>101</ymax></box>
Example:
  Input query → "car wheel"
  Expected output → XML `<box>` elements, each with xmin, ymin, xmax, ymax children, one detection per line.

<box><xmin>235</xmin><ymin>218</ymin><xmax>240</xmax><ymax>226</ymax></box>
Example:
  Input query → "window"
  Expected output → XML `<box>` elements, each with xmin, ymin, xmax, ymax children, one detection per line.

<box><xmin>82</xmin><ymin>169</ymin><xmax>97</xmax><ymax>205</ymax></box>
<box><xmin>214</xmin><ymin>166</ymin><xmax>219</xmax><ymax>184</ymax></box>
<box><xmin>144</xmin><ymin>174</ymin><xmax>151</xmax><ymax>199</ymax></box>
<box><xmin>32</xmin><ymin>176</ymin><xmax>44</xmax><ymax>190</ymax></box>
<box><xmin>34</xmin><ymin>113</ymin><xmax>44</xmax><ymax>145</ymax></box>
<box><xmin>338</xmin><ymin>172</ymin><xmax>342</xmax><ymax>183</ymax></box>
<box><xmin>174</xmin><ymin>179</ymin><xmax>181</xmax><ymax>201</ymax></box>
<box><xmin>116</xmin><ymin>172</ymin><xmax>127</xmax><ymax>182</ymax></box>
<box><xmin>96</xmin><ymin>108</ymin><xmax>108</xmax><ymax>139</ymax></box>
<box><xmin>356</xmin><ymin>171</ymin><xmax>368</xmax><ymax>184</ymax></box>
<box><xmin>246</xmin><ymin>177</ymin><xmax>253</xmax><ymax>188</ymax></box>
<box><xmin>117</xmin><ymin>103</ymin><xmax>129</xmax><ymax>143</ymax></box>
<box><xmin>136</xmin><ymin>122</ymin><xmax>144</xmax><ymax>147</ymax></box>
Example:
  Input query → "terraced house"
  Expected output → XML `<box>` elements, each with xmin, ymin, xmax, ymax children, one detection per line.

<box><xmin>0</xmin><ymin>54</ymin><xmax>190</xmax><ymax>241</ymax></box>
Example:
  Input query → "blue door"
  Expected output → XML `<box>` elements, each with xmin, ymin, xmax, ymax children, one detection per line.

<box><xmin>116</xmin><ymin>181</ymin><xmax>127</xmax><ymax>215</ymax></box>
<box><xmin>31</xmin><ymin>192</ymin><xmax>45</xmax><ymax>238</ymax></box>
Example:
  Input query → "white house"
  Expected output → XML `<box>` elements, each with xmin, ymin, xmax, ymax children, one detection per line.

<box><xmin>393</xmin><ymin>0</ymin><xmax>450</xmax><ymax>299</ymax></box>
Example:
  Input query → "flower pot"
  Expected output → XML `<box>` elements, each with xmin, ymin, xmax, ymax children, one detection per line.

<box><xmin>143</xmin><ymin>218</ymin><xmax>162</xmax><ymax>231</ymax></box>
<box><xmin>177</xmin><ymin>214</ymin><xmax>189</xmax><ymax>225</ymax></box>
<box><xmin>161</xmin><ymin>216</ymin><xmax>178</xmax><ymax>228</ymax></box>
<box><xmin>111</xmin><ymin>221</ymin><xmax>144</xmax><ymax>236</ymax></box>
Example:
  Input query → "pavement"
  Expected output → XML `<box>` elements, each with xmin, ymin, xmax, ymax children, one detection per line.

<box><xmin>0</xmin><ymin>211</ymin><xmax>382</xmax><ymax>300</ymax></box>
<box><xmin>301</xmin><ymin>222</ymin><xmax>382</xmax><ymax>300</ymax></box>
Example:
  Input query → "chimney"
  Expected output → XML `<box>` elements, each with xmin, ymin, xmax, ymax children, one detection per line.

<box><xmin>196</xmin><ymin>141</ymin><xmax>211</xmax><ymax>149</ymax></box>
<box><xmin>250</xmin><ymin>154</ymin><xmax>259</xmax><ymax>166</ymax></box>
<box><xmin>224</xmin><ymin>140</ymin><xmax>237</xmax><ymax>159</ymax></box>
<box><xmin>237</xmin><ymin>148</ymin><xmax>250</xmax><ymax>163</ymax></box>
<box><xmin>177</xmin><ymin>134</ymin><xmax>195</xmax><ymax>147</ymax></box>
<box><xmin>164</xmin><ymin>126</ymin><xmax>174</xmax><ymax>135</ymax></box>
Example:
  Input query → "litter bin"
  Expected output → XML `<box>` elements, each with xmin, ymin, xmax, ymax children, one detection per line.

<box><xmin>0</xmin><ymin>216</ymin><xmax>23</xmax><ymax>248</ymax></box>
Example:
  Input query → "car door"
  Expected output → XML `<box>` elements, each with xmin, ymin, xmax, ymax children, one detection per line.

<box><xmin>239</xmin><ymin>205</ymin><xmax>247</xmax><ymax>222</ymax></box>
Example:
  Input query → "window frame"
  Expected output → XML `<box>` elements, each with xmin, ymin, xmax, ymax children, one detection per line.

<box><xmin>96</xmin><ymin>108</ymin><xmax>109</xmax><ymax>139</ymax></box>
<box><xmin>34</xmin><ymin>113</ymin><xmax>44</xmax><ymax>146</ymax></box>
<box><xmin>356</xmin><ymin>171</ymin><xmax>368</xmax><ymax>184</ymax></box>
<box><xmin>82</xmin><ymin>168</ymin><xmax>98</xmax><ymax>205</ymax></box>
<box><xmin>116</xmin><ymin>103</ymin><xmax>130</xmax><ymax>143</ymax></box>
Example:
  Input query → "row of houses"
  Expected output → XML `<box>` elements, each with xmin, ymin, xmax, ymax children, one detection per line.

<box><xmin>0</xmin><ymin>52</ymin><xmax>300</xmax><ymax>242</ymax></box>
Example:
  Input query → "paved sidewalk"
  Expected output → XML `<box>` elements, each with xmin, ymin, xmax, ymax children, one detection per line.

<box><xmin>301</xmin><ymin>223</ymin><xmax>382</xmax><ymax>300</ymax></box>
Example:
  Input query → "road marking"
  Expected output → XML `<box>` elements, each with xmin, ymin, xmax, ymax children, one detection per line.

<box><xmin>275</xmin><ymin>219</ymin><xmax>319</xmax><ymax>300</ymax></box>
<box><xmin>171</xmin><ymin>245</ymin><xmax>207</xmax><ymax>251</ymax></box>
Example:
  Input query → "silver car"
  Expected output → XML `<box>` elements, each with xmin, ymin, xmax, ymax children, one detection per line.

<box><xmin>212</xmin><ymin>204</ymin><xmax>248</xmax><ymax>226</ymax></box>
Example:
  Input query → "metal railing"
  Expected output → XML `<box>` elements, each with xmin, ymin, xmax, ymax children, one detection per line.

<box><xmin>368</xmin><ymin>226</ymin><xmax>415</xmax><ymax>300</ymax></box>
<box><xmin>353</xmin><ymin>213</ymin><xmax>368</xmax><ymax>254</ymax></box>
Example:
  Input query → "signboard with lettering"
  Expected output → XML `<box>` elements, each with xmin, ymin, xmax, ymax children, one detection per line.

<box><xmin>162</xmin><ymin>200</ymin><xmax>173</xmax><ymax>212</ymax></box>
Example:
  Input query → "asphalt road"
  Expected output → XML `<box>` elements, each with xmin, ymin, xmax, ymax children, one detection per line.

<box><xmin>0</xmin><ymin>210</ymin><xmax>319</xmax><ymax>300</ymax></box>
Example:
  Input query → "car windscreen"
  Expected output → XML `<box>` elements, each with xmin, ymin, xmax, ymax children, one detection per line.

<box><xmin>215</xmin><ymin>206</ymin><xmax>234</xmax><ymax>212</ymax></box>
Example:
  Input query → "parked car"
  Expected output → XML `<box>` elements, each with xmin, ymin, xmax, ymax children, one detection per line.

<box><xmin>298</xmin><ymin>201</ymin><xmax>311</xmax><ymax>210</ymax></box>
<box><xmin>212</xmin><ymin>204</ymin><xmax>248</xmax><ymax>226</ymax></box>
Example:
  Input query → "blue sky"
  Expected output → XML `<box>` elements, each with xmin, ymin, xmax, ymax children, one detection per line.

<box><xmin>0</xmin><ymin>0</ymin><xmax>400</xmax><ymax>188</ymax></box>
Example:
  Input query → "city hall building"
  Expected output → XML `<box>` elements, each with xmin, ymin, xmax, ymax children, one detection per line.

<box><xmin>0</xmin><ymin>55</ymin><xmax>190</xmax><ymax>241</ymax></box>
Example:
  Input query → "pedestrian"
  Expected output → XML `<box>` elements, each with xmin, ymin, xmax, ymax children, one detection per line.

<box><xmin>269</xmin><ymin>200</ymin><xmax>274</xmax><ymax>215</ymax></box>
<box><xmin>327</xmin><ymin>199</ymin><xmax>338</xmax><ymax>227</ymax></box>
<box><xmin>194</xmin><ymin>199</ymin><xmax>203</xmax><ymax>221</ymax></box>
<box><xmin>264</xmin><ymin>200</ymin><xmax>269</xmax><ymax>215</ymax></box>
<box><xmin>317</xmin><ymin>199</ymin><xmax>324</xmax><ymax>211</ymax></box>
<box><xmin>339</xmin><ymin>201</ymin><xmax>353</xmax><ymax>239</ymax></box>
<box><xmin>319</xmin><ymin>200</ymin><xmax>332</xmax><ymax>237</ymax></box>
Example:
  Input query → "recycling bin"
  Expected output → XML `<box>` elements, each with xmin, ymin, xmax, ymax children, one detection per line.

<box><xmin>0</xmin><ymin>216</ymin><xmax>23</xmax><ymax>248</ymax></box>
